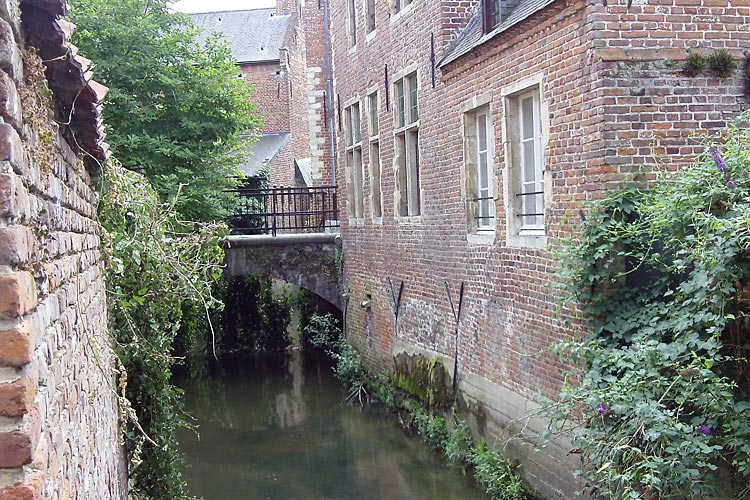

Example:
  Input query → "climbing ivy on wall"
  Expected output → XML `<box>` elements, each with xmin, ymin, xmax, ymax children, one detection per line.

<box><xmin>99</xmin><ymin>160</ymin><xmax>226</xmax><ymax>500</ymax></box>
<box><xmin>552</xmin><ymin>114</ymin><xmax>750</xmax><ymax>498</ymax></box>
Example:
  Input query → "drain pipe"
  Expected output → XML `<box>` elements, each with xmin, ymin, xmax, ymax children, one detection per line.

<box><xmin>322</xmin><ymin>0</ymin><xmax>336</xmax><ymax>190</ymax></box>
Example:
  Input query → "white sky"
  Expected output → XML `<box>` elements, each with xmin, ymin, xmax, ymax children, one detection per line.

<box><xmin>171</xmin><ymin>0</ymin><xmax>275</xmax><ymax>13</ymax></box>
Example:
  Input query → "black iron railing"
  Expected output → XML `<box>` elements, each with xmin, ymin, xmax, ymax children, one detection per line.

<box><xmin>227</xmin><ymin>185</ymin><xmax>339</xmax><ymax>235</ymax></box>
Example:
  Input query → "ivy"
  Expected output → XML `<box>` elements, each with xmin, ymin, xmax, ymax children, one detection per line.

<box><xmin>99</xmin><ymin>160</ymin><xmax>226</xmax><ymax>499</ymax></box>
<box><xmin>552</xmin><ymin>114</ymin><xmax>750</xmax><ymax>498</ymax></box>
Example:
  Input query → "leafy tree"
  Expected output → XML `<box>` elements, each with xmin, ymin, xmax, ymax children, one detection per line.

<box><xmin>70</xmin><ymin>0</ymin><xmax>261</xmax><ymax>220</ymax></box>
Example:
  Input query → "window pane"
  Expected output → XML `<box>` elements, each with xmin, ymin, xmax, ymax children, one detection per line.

<box><xmin>408</xmin><ymin>129</ymin><xmax>420</xmax><ymax>215</ymax></box>
<box><xmin>354</xmin><ymin>147</ymin><xmax>363</xmax><ymax>217</ymax></box>
<box><xmin>478</xmin><ymin>152</ymin><xmax>489</xmax><ymax>189</ymax></box>
<box><xmin>522</xmin><ymin>139</ymin><xmax>536</xmax><ymax>184</ymax></box>
<box><xmin>521</xmin><ymin>96</ymin><xmax>534</xmax><ymax>139</ymax></box>
<box><xmin>367</xmin><ymin>0</ymin><xmax>375</xmax><ymax>32</ymax></box>
<box><xmin>369</xmin><ymin>93</ymin><xmax>378</xmax><ymax>135</ymax></box>
<box><xmin>345</xmin><ymin>107</ymin><xmax>352</xmax><ymax>146</ymax></box>
<box><xmin>353</xmin><ymin>103</ymin><xmax>361</xmax><ymax>142</ymax></box>
<box><xmin>477</xmin><ymin>114</ymin><xmax>487</xmax><ymax>152</ymax></box>
<box><xmin>370</xmin><ymin>141</ymin><xmax>382</xmax><ymax>218</ymax></box>
<box><xmin>396</xmin><ymin>133</ymin><xmax>408</xmax><ymax>216</ymax></box>
<box><xmin>396</xmin><ymin>81</ymin><xmax>405</xmax><ymax>128</ymax></box>
<box><xmin>408</xmin><ymin>74</ymin><xmax>418</xmax><ymax>123</ymax></box>
<box><xmin>348</xmin><ymin>0</ymin><xmax>357</xmax><ymax>46</ymax></box>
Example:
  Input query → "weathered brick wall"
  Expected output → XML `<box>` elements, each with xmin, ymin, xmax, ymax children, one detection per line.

<box><xmin>0</xmin><ymin>2</ymin><xmax>127</xmax><ymax>499</ymax></box>
<box><xmin>330</xmin><ymin>0</ymin><xmax>747</xmax><ymax>496</ymax></box>
<box><xmin>242</xmin><ymin>61</ymin><xmax>290</xmax><ymax>134</ymax></box>
<box><xmin>272</xmin><ymin>15</ymin><xmax>313</xmax><ymax>187</ymax></box>
<box><xmin>302</xmin><ymin>0</ymin><xmax>333</xmax><ymax>186</ymax></box>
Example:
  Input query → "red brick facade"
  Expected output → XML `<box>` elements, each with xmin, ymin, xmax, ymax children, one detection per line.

<box><xmin>329</xmin><ymin>0</ymin><xmax>748</xmax><ymax>495</ymax></box>
<box><xmin>242</xmin><ymin>61</ymin><xmax>291</xmax><ymax>134</ymax></box>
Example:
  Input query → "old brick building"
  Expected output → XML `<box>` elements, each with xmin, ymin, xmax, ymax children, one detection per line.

<box><xmin>0</xmin><ymin>0</ymin><xmax>127</xmax><ymax>498</ymax></box>
<box><xmin>192</xmin><ymin>0</ymin><xmax>334</xmax><ymax>188</ymax></box>
<box><xmin>329</xmin><ymin>0</ymin><xmax>748</xmax><ymax>496</ymax></box>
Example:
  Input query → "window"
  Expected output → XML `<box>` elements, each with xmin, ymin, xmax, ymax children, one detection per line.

<box><xmin>393</xmin><ymin>0</ymin><xmax>413</xmax><ymax>15</ymax></box>
<box><xmin>366</xmin><ymin>0</ymin><xmax>376</xmax><ymax>33</ymax></box>
<box><xmin>503</xmin><ymin>79</ymin><xmax>546</xmax><ymax>246</ymax></box>
<box><xmin>393</xmin><ymin>71</ymin><xmax>420</xmax><ymax>217</ymax></box>
<box><xmin>348</xmin><ymin>0</ymin><xmax>357</xmax><ymax>47</ymax></box>
<box><xmin>367</xmin><ymin>91</ymin><xmax>382</xmax><ymax>218</ymax></box>
<box><xmin>345</xmin><ymin>102</ymin><xmax>364</xmax><ymax>218</ymax></box>
<box><xmin>463</xmin><ymin>103</ymin><xmax>495</xmax><ymax>234</ymax></box>
<box><xmin>483</xmin><ymin>0</ymin><xmax>521</xmax><ymax>32</ymax></box>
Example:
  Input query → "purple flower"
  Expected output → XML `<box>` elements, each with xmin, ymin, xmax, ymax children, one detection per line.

<box><xmin>711</xmin><ymin>149</ymin><xmax>730</xmax><ymax>173</ymax></box>
<box><xmin>699</xmin><ymin>424</ymin><xmax>712</xmax><ymax>435</ymax></box>
<box><xmin>727</xmin><ymin>180</ymin><xmax>737</xmax><ymax>188</ymax></box>
<box><xmin>597</xmin><ymin>404</ymin><xmax>607</xmax><ymax>415</ymax></box>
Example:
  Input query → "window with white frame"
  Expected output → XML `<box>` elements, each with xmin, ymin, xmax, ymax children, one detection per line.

<box><xmin>367</xmin><ymin>90</ymin><xmax>382</xmax><ymax>218</ymax></box>
<box><xmin>348</xmin><ymin>0</ymin><xmax>358</xmax><ymax>47</ymax></box>
<box><xmin>463</xmin><ymin>104</ymin><xmax>495</xmax><ymax>233</ymax></box>
<box><xmin>392</xmin><ymin>0</ymin><xmax>413</xmax><ymax>15</ymax></box>
<box><xmin>393</xmin><ymin>71</ymin><xmax>420</xmax><ymax>217</ymax></box>
<box><xmin>504</xmin><ymin>82</ymin><xmax>546</xmax><ymax>245</ymax></box>
<box><xmin>366</xmin><ymin>0</ymin><xmax>376</xmax><ymax>33</ymax></box>
<box><xmin>345</xmin><ymin>101</ymin><xmax>364</xmax><ymax>218</ymax></box>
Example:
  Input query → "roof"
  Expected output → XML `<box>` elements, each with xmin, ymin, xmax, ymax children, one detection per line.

<box><xmin>190</xmin><ymin>9</ymin><xmax>291</xmax><ymax>64</ymax></box>
<box><xmin>238</xmin><ymin>132</ymin><xmax>290</xmax><ymax>176</ymax></box>
<box><xmin>20</xmin><ymin>0</ymin><xmax>110</xmax><ymax>167</ymax></box>
<box><xmin>439</xmin><ymin>0</ymin><xmax>557</xmax><ymax>67</ymax></box>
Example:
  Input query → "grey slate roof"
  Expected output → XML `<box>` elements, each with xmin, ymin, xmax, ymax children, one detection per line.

<box><xmin>190</xmin><ymin>9</ymin><xmax>290</xmax><ymax>64</ymax></box>
<box><xmin>238</xmin><ymin>133</ymin><xmax>290</xmax><ymax>176</ymax></box>
<box><xmin>439</xmin><ymin>0</ymin><xmax>558</xmax><ymax>67</ymax></box>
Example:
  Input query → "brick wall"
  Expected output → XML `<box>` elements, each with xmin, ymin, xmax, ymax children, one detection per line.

<box><xmin>242</xmin><ymin>61</ymin><xmax>291</xmax><ymax>134</ymax></box>
<box><xmin>0</xmin><ymin>2</ymin><xmax>127</xmax><ymax>499</ymax></box>
<box><xmin>272</xmin><ymin>16</ymin><xmax>313</xmax><ymax>187</ymax></box>
<box><xmin>302</xmin><ymin>0</ymin><xmax>334</xmax><ymax>186</ymax></box>
<box><xmin>329</xmin><ymin>0</ymin><xmax>747</xmax><ymax>496</ymax></box>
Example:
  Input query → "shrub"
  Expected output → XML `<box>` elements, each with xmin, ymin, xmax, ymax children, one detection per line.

<box><xmin>682</xmin><ymin>50</ymin><xmax>707</xmax><ymax>77</ymax></box>
<box><xmin>707</xmin><ymin>48</ymin><xmax>738</xmax><ymax>78</ymax></box>
<box><xmin>553</xmin><ymin>113</ymin><xmax>750</xmax><ymax>498</ymax></box>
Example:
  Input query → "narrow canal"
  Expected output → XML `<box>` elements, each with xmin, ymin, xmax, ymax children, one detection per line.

<box><xmin>176</xmin><ymin>350</ymin><xmax>488</xmax><ymax>500</ymax></box>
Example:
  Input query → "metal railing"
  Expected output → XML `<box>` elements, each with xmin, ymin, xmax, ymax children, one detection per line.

<box><xmin>227</xmin><ymin>185</ymin><xmax>339</xmax><ymax>235</ymax></box>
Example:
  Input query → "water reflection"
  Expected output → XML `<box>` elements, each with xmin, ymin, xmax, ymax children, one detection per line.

<box><xmin>176</xmin><ymin>350</ymin><xmax>487</xmax><ymax>500</ymax></box>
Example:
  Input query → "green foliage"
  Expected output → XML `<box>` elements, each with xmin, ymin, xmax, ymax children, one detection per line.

<box><xmin>409</xmin><ymin>409</ymin><xmax>531</xmax><ymax>499</ymax></box>
<box><xmin>707</xmin><ymin>48</ymin><xmax>738</xmax><ymax>78</ymax></box>
<box><xmin>554</xmin><ymin>114</ymin><xmax>750</xmax><ymax>498</ymax></box>
<box><xmin>412</xmin><ymin>407</ymin><xmax>449</xmax><ymax>448</ymax></box>
<box><xmin>443</xmin><ymin>420</ymin><xmax>474</xmax><ymax>464</ymax></box>
<box><xmin>469</xmin><ymin>441</ymin><xmax>528</xmax><ymax>500</ymax></box>
<box><xmin>305</xmin><ymin>314</ymin><xmax>367</xmax><ymax>397</ymax></box>
<box><xmin>219</xmin><ymin>276</ymin><xmax>291</xmax><ymax>353</ymax></box>
<box><xmin>99</xmin><ymin>160</ymin><xmax>226</xmax><ymax>500</ymax></box>
<box><xmin>70</xmin><ymin>0</ymin><xmax>262</xmax><ymax>221</ymax></box>
<box><xmin>682</xmin><ymin>50</ymin><xmax>707</xmax><ymax>77</ymax></box>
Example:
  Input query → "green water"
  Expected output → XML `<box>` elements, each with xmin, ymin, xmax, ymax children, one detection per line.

<box><xmin>177</xmin><ymin>350</ymin><xmax>488</xmax><ymax>500</ymax></box>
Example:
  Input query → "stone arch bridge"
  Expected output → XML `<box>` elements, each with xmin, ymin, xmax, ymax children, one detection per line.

<box><xmin>224</xmin><ymin>233</ymin><xmax>342</xmax><ymax>309</ymax></box>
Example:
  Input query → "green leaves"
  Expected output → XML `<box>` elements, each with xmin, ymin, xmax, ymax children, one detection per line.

<box><xmin>553</xmin><ymin>113</ymin><xmax>750</xmax><ymax>498</ymax></box>
<box><xmin>70</xmin><ymin>0</ymin><xmax>261</xmax><ymax>221</ymax></box>
<box><xmin>99</xmin><ymin>160</ymin><xmax>227</xmax><ymax>499</ymax></box>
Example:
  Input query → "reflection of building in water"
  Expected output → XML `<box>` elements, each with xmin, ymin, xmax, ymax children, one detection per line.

<box><xmin>274</xmin><ymin>350</ymin><xmax>306</xmax><ymax>427</ymax></box>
